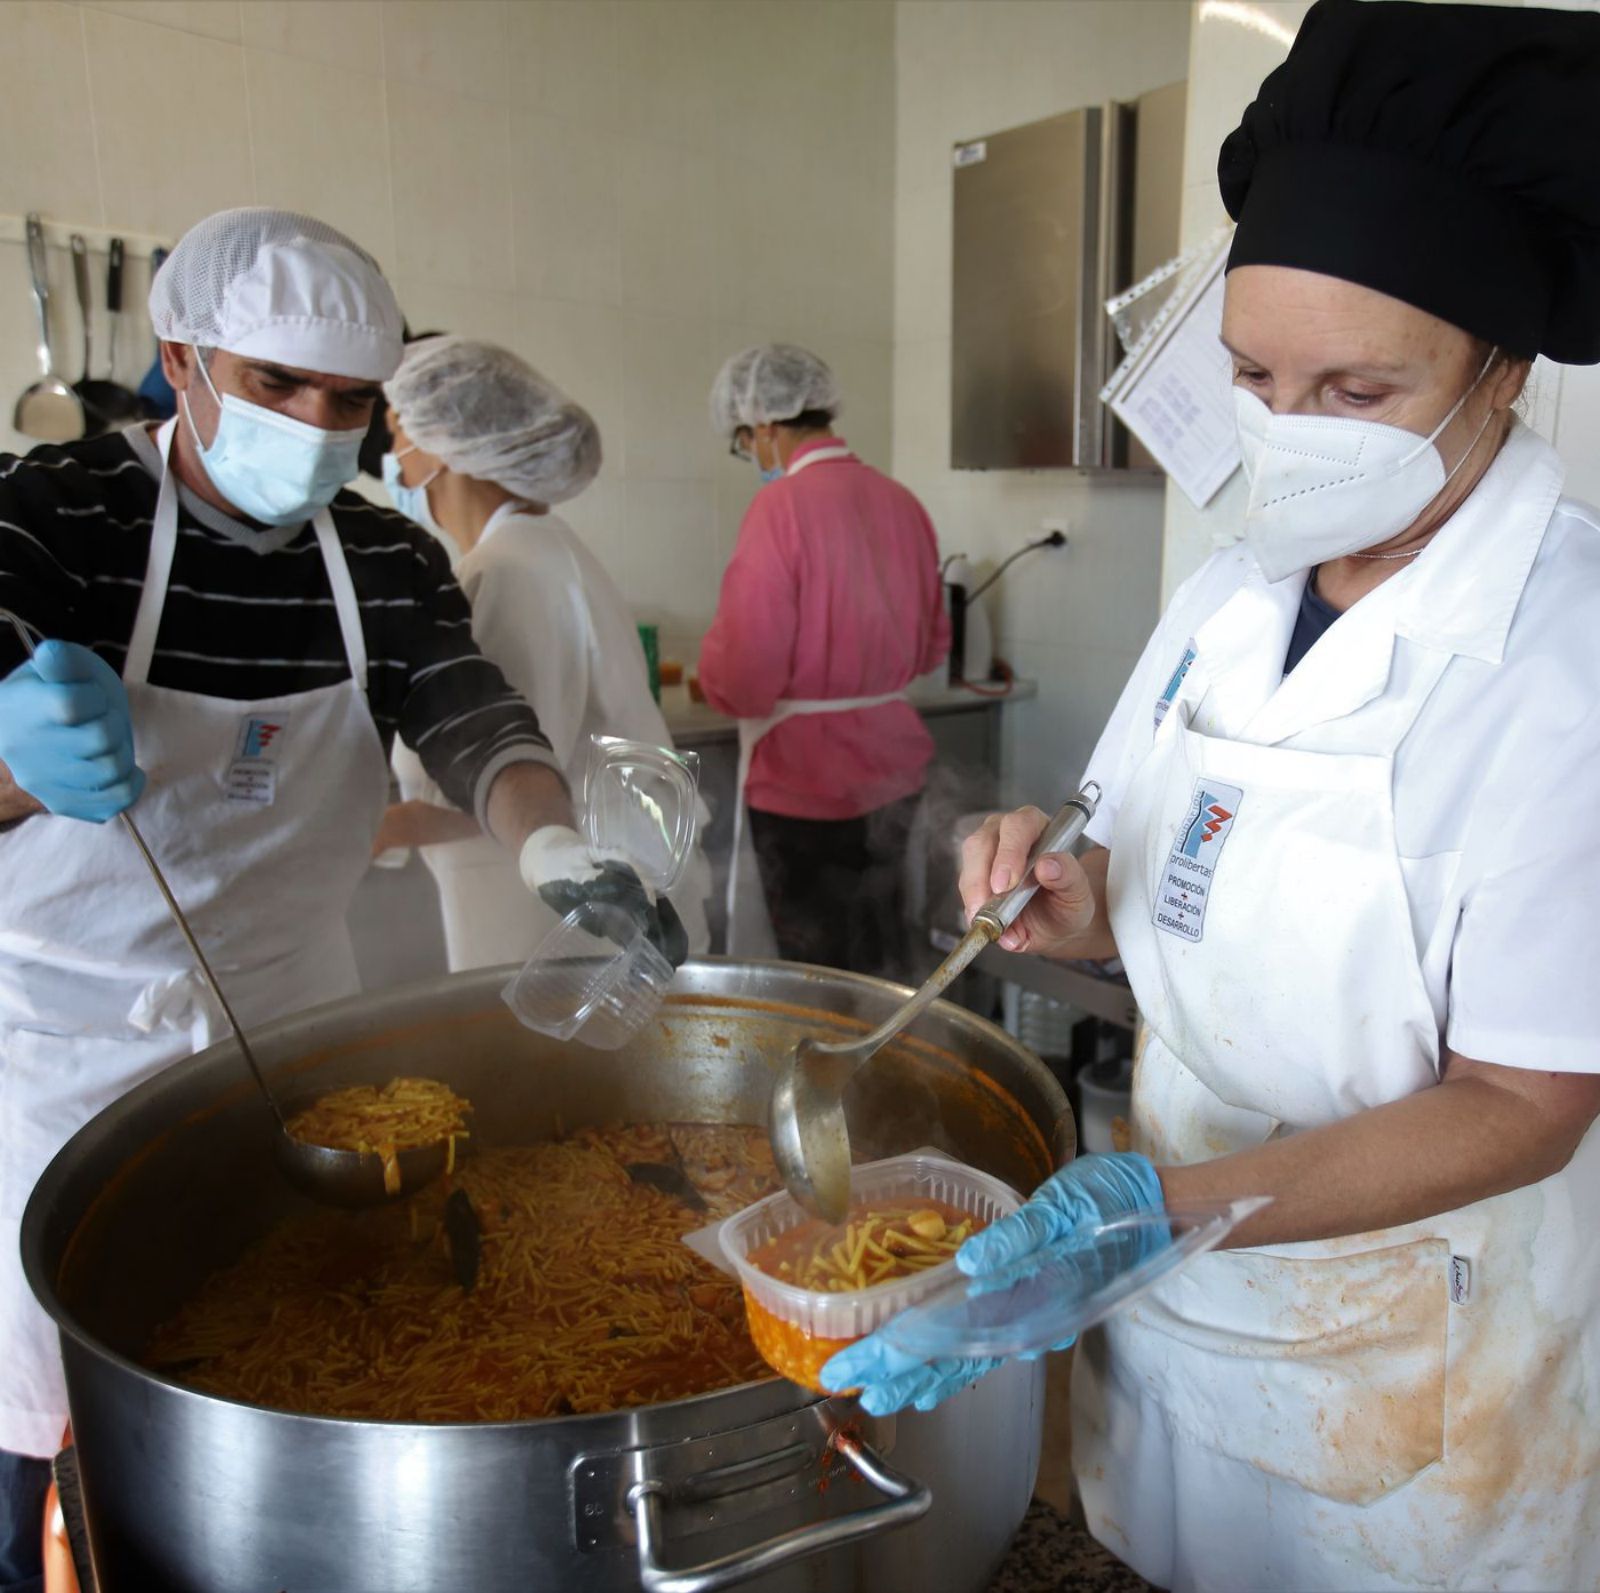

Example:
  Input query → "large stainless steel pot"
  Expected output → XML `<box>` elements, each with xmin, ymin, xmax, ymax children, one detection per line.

<box><xmin>24</xmin><ymin>960</ymin><xmax>1073</xmax><ymax>1593</ymax></box>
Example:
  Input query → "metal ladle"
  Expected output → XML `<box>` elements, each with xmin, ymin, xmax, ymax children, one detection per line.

<box><xmin>0</xmin><ymin>608</ymin><xmax>448</xmax><ymax>1208</ymax></box>
<box><xmin>769</xmin><ymin>784</ymin><xmax>1102</xmax><ymax>1223</ymax></box>
<box><xmin>13</xmin><ymin>215</ymin><xmax>85</xmax><ymax>444</ymax></box>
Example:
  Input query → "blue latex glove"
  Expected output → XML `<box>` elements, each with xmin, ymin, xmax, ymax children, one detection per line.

<box><xmin>820</xmin><ymin>1153</ymin><xmax>1166</xmax><ymax>1416</ymax></box>
<box><xmin>957</xmin><ymin>1152</ymin><xmax>1166</xmax><ymax>1277</ymax></box>
<box><xmin>0</xmin><ymin>641</ymin><xmax>145</xmax><ymax>822</ymax></box>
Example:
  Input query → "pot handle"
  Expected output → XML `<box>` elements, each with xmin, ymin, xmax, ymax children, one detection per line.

<box><xmin>627</xmin><ymin>1431</ymin><xmax>931</xmax><ymax>1593</ymax></box>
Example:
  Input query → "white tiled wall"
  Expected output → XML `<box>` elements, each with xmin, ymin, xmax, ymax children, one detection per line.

<box><xmin>891</xmin><ymin>0</ymin><xmax>1193</xmax><ymax>806</ymax></box>
<box><xmin>0</xmin><ymin>0</ymin><xmax>897</xmax><ymax>663</ymax></box>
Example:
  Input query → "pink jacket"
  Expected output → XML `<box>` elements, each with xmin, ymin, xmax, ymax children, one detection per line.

<box><xmin>699</xmin><ymin>439</ymin><xmax>951</xmax><ymax>820</ymax></box>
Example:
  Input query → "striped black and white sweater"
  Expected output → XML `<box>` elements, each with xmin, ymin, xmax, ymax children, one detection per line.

<box><xmin>0</xmin><ymin>426</ymin><xmax>556</xmax><ymax>821</ymax></box>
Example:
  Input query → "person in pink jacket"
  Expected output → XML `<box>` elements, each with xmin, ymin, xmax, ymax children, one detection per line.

<box><xmin>701</xmin><ymin>345</ymin><xmax>950</xmax><ymax>976</ymax></box>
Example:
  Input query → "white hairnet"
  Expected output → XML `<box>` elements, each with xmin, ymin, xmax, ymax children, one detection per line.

<box><xmin>150</xmin><ymin>207</ymin><xmax>404</xmax><ymax>381</ymax></box>
<box><xmin>385</xmin><ymin>336</ymin><xmax>602</xmax><ymax>506</ymax></box>
<box><xmin>709</xmin><ymin>344</ymin><xmax>841</xmax><ymax>434</ymax></box>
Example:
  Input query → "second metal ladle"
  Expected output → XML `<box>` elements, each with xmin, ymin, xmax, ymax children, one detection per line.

<box><xmin>1</xmin><ymin>608</ymin><xmax>447</xmax><ymax>1208</ymax></box>
<box><xmin>769</xmin><ymin>784</ymin><xmax>1102</xmax><ymax>1223</ymax></box>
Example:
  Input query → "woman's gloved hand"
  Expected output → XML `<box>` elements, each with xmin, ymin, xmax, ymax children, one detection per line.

<box><xmin>958</xmin><ymin>1152</ymin><xmax>1166</xmax><ymax>1275</ymax></box>
<box><xmin>518</xmin><ymin>824</ymin><xmax>689</xmax><ymax>967</ymax></box>
<box><xmin>0</xmin><ymin>641</ymin><xmax>145</xmax><ymax>822</ymax></box>
<box><xmin>820</xmin><ymin>1153</ymin><xmax>1167</xmax><ymax>1416</ymax></box>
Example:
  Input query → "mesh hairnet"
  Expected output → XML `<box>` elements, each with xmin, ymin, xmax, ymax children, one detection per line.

<box><xmin>385</xmin><ymin>336</ymin><xmax>602</xmax><ymax>505</ymax></box>
<box><xmin>149</xmin><ymin>208</ymin><xmax>404</xmax><ymax>380</ymax></box>
<box><xmin>708</xmin><ymin>344</ymin><xmax>842</xmax><ymax>434</ymax></box>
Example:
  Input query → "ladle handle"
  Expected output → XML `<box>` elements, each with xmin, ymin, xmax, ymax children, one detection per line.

<box><xmin>106</xmin><ymin>238</ymin><xmax>124</xmax><ymax>315</ymax></box>
<box><xmin>114</xmin><ymin>811</ymin><xmax>285</xmax><ymax>1129</ymax></box>
<box><xmin>971</xmin><ymin>782</ymin><xmax>1102</xmax><ymax>937</ymax></box>
<box><xmin>70</xmin><ymin>235</ymin><xmax>92</xmax><ymax>381</ymax></box>
<box><xmin>25</xmin><ymin>215</ymin><xmax>53</xmax><ymax>377</ymax></box>
<box><xmin>0</xmin><ymin>606</ymin><xmax>285</xmax><ymax>1130</ymax></box>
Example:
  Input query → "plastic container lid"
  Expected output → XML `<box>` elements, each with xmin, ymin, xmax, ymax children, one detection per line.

<box><xmin>715</xmin><ymin>1152</ymin><xmax>1023</xmax><ymax>1392</ymax></box>
<box><xmin>582</xmin><ymin>736</ymin><xmax>700</xmax><ymax>895</ymax></box>
<box><xmin>877</xmin><ymin>1197</ymin><xmax>1270</xmax><ymax>1361</ymax></box>
<box><xmin>500</xmin><ymin>900</ymin><xmax>673</xmax><ymax>1051</ymax></box>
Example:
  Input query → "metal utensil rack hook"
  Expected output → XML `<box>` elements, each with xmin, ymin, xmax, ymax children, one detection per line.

<box><xmin>0</xmin><ymin>606</ymin><xmax>287</xmax><ymax>1130</ymax></box>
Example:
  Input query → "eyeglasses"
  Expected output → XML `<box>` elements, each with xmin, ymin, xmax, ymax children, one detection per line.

<box><xmin>728</xmin><ymin>427</ymin><xmax>753</xmax><ymax>462</ymax></box>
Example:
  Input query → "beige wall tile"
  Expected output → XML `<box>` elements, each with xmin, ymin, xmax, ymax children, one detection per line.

<box><xmin>893</xmin><ymin>182</ymin><xmax>950</xmax><ymax>346</ymax></box>
<box><xmin>240</xmin><ymin>0</ymin><xmax>383</xmax><ymax>73</ymax></box>
<box><xmin>389</xmin><ymin>85</ymin><xmax>512</xmax><ymax>292</ymax></box>
<box><xmin>386</xmin><ymin>277</ymin><xmax>516</xmax><ymax>343</ymax></box>
<box><xmin>83</xmin><ymin>0</ymin><xmax>241</xmax><ymax>41</ymax></box>
<box><xmin>823</xmin><ymin>336</ymin><xmax>894</xmax><ymax>474</ymax></box>
<box><xmin>0</xmin><ymin>3</ymin><xmax>104</xmax><ymax>222</ymax></box>
<box><xmin>248</xmin><ymin>50</ymin><xmax>394</xmax><ymax>267</ymax></box>
<box><xmin>512</xmin><ymin>296</ymin><xmax>623</xmax><ymax>468</ymax></box>
<box><xmin>614</xmin><ymin>0</ymin><xmax>714</xmax><ymax>151</ymax></box>
<box><xmin>620</xmin><ymin>311</ymin><xmax>717</xmax><ymax>480</ymax></box>
<box><xmin>506</xmin><ymin>0</ymin><xmax>619</xmax><ymax>130</ymax></box>
<box><xmin>617</xmin><ymin>476</ymin><xmax>720</xmax><ymax>634</ymax></box>
<box><xmin>84</xmin><ymin>7</ymin><xmax>252</xmax><ymax>239</ymax></box>
<box><xmin>618</xmin><ymin>139</ymin><xmax>716</xmax><ymax>317</ymax></box>
<box><xmin>509</xmin><ymin>111</ymin><xmax>620</xmax><ymax>304</ymax></box>
<box><xmin>381</xmin><ymin>0</ymin><xmax>507</xmax><ymax>101</ymax></box>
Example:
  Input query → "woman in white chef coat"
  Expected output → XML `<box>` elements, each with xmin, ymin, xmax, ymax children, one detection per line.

<box><xmin>827</xmin><ymin>4</ymin><xmax>1600</xmax><ymax>1590</ymax></box>
<box><xmin>377</xmin><ymin>336</ymin><xmax>709</xmax><ymax>968</ymax></box>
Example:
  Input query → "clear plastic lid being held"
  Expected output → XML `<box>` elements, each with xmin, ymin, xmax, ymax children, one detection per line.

<box><xmin>876</xmin><ymin>1197</ymin><xmax>1270</xmax><ymax>1362</ymax></box>
<box><xmin>582</xmin><ymin>735</ymin><xmax>701</xmax><ymax>894</ymax></box>
<box><xmin>501</xmin><ymin>735</ymin><xmax>700</xmax><ymax>1050</ymax></box>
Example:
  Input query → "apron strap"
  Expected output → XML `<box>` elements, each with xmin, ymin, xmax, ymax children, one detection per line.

<box><xmin>125</xmin><ymin>430</ymin><xmax>368</xmax><ymax>696</ymax></box>
<box><xmin>122</xmin><ymin>419</ymin><xmax>181</xmax><ymax>686</ymax></box>
<box><xmin>724</xmin><ymin>689</ymin><xmax>911</xmax><ymax>952</ymax></box>
<box><xmin>312</xmin><ymin>508</ymin><xmax>369</xmax><ymax>695</ymax></box>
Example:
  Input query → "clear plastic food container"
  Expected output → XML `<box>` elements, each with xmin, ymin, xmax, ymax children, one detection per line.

<box><xmin>501</xmin><ymin>901</ymin><xmax>674</xmax><ymax>1051</ymax></box>
<box><xmin>715</xmin><ymin>1153</ymin><xmax>1023</xmax><ymax>1391</ymax></box>
<box><xmin>502</xmin><ymin>735</ymin><xmax>699</xmax><ymax>1049</ymax></box>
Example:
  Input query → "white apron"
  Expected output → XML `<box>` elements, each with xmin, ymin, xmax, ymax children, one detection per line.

<box><xmin>723</xmin><ymin>443</ymin><xmax>912</xmax><ymax>956</ymax></box>
<box><xmin>0</xmin><ymin>423</ymin><xmax>390</xmax><ymax>1456</ymax></box>
<box><xmin>1072</xmin><ymin>560</ymin><xmax>1600</xmax><ymax>1589</ymax></box>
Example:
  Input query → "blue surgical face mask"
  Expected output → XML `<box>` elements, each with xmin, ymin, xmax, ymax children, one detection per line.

<box><xmin>382</xmin><ymin>447</ymin><xmax>445</xmax><ymax>540</ymax></box>
<box><xmin>181</xmin><ymin>355</ymin><xmax>365</xmax><ymax>528</ymax></box>
<box><xmin>757</xmin><ymin>461</ymin><xmax>784</xmax><ymax>485</ymax></box>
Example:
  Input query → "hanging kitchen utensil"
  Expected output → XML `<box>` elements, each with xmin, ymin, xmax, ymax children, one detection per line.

<box><xmin>13</xmin><ymin>214</ymin><xmax>85</xmax><ymax>443</ymax></box>
<box><xmin>70</xmin><ymin>235</ymin><xmax>140</xmax><ymax>433</ymax></box>
<box><xmin>769</xmin><ymin>784</ymin><xmax>1102</xmax><ymax>1223</ymax></box>
<box><xmin>136</xmin><ymin>246</ymin><xmax>176</xmax><ymax>421</ymax></box>
<box><xmin>0</xmin><ymin>604</ymin><xmax>452</xmax><ymax>1209</ymax></box>
<box><xmin>107</xmin><ymin>237</ymin><xmax>125</xmax><ymax>378</ymax></box>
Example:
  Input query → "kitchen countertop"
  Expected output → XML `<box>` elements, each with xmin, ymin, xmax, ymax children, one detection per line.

<box><xmin>659</xmin><ymin>676</ymin><xmax>1038</xmax><ymax>745</ymax></box>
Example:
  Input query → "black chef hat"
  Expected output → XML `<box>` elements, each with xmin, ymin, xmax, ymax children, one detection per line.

<box><xmin>1219</xmin><ymin>0</ymin><xmax>1600</xmax><ymax>364</ymax></box>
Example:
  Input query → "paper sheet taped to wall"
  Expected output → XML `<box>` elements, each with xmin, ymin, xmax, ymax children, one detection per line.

<box><xmin>1101</xmin><ymin>237</ymin><xmax>1239</xmax><ymax>508</ymax></box>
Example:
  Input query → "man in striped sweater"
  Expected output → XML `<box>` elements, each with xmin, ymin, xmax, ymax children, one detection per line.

<box><xmin>0</xmin><ymin>209</ymin><xmax>673</xmax><ymax>1582</ymax></box>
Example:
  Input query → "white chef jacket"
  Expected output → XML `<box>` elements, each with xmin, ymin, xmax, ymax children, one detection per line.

<box><xmin>1084</xmin><ymin>420</ymin><xmax>1600</xmax><ymax>1075</ymax></box>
